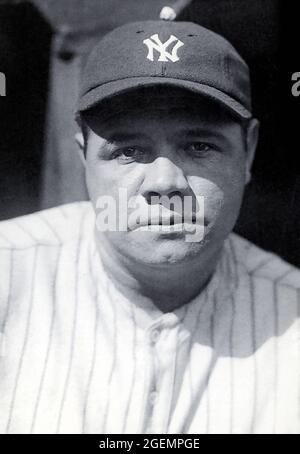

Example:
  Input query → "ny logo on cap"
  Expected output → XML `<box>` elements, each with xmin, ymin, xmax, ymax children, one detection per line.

<box><xmin>143</xmin><ymin>34</ymin><xmax>184</xmax><ymax>63</ymax></box>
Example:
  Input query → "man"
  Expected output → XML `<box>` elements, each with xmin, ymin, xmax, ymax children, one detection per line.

<box><xmin>0</xmin><ymin>20</ymin><xmax>299</xmax><ymax>434</ymax></box>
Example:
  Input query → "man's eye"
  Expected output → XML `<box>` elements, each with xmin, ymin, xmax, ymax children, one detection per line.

<box><xmin>113</xmin><ymin>147</ymin><xmax>144</xmax><ymax>161</ymax></box>
<box><xmin>185</xmin><ymin>142</ymin><xmax>216</xmax><ymax>155</ymax></box>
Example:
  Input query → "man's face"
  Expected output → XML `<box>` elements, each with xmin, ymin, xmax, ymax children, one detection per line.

<box><xmin>82</xmin><ymin>89</ymin><xmax>251</xmax><ymax>267</ymax></box>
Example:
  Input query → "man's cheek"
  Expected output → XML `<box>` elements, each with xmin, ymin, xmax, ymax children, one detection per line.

<box><xmin>208</xmin><ymin>178</ymin><xmax>245</xmax><ymax>231</ymax></box>
<box><xmin>204</xmin><ymin>188</ymin><xmax>225</xmax><ymax>224</ymax></box>
<box><xmin>86</xmin><ymin>168</ymin><xmax>118</xmax><ymax>199</ymax></box>
<box><xmin>190</xmin><ymin>178</ymin><xmax>225</xmax><ymax>221</ymax></box>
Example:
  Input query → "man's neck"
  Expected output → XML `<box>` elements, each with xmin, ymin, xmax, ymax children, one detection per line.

<box><xmin>95</xmin><ymin>235</ymin><xmax>223</xmax><ymax>313</ymax></box>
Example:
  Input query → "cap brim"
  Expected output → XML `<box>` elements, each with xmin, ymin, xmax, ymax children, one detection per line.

<box><xmin>77</xmin><ymin>76</ymin><xmax>252</xmax><ymax>119</ymax></box>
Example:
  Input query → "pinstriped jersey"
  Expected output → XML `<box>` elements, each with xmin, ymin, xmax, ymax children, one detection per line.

<box><xmin>0</xmin><ymin>202</ymin><xmax>299</xmax><ymax>434</ymax></box>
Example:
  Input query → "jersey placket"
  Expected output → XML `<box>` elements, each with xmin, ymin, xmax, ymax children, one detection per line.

<box><xmin>142</xmin><ymin>316</ymin><xmax>181</xmax><ymax>434</ymax></box>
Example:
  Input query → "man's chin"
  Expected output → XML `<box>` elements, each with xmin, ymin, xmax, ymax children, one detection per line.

<box><xmin>125</xmin><ymin>236</ymin><xmax>208</xmax><ymax>267</ymax></box>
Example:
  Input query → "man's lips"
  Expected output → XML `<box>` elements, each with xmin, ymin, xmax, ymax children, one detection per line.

<box><xmin>145</xmin><ymin>214</ymin><xmax>195</xmax><ymax>225</ymax></box>
<box><xmin>128</xmin><ymin>213</ymin><xmax>207</xmax><ymax>231</ymax></box>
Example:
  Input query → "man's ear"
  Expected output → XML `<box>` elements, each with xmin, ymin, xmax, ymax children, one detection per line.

<box><xmin>75</xmin><ymin>132</ymin><xmax>86</xmax><ymax>167</ymax></box>
<box><xmin>245</xmin><ymin>118</ymin><xmax>260</xmax><ymax>184</ymax></box>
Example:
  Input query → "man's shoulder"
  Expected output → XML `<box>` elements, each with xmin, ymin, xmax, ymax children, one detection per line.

<box><xmin>229</xmin><ymin>233</ymin><xmax>300</xmax><ymax>290</ymax></box>
<box><xmin>0</xmin><ymin>201</ymin><xmax>93</xmax><ymax>249</ymax></box>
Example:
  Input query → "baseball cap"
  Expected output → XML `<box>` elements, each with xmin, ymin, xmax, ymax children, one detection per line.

<box><xmin>77</xmin><ymin>20</ymin><xmax>252</xmax><ymax>119</ymax></box>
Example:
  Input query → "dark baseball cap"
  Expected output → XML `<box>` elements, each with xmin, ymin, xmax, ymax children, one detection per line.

<box><xmin>77</xmin><ymin>20</ymin><xmax>252</xmax><ymax>119</ymax></box>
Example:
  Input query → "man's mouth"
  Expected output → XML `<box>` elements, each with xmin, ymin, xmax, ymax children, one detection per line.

<box><xmin>146</xmin><ymin>214</ymin><xmax>196</xmax><ymax>225</ymax></box>
<box><xmin>130</xmin><ymin>213</ymin><xmax>206</xmax><ymax>231</ymax></box>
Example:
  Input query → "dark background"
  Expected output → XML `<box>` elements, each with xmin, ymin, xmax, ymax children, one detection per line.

<box><xmin>0</xmin><ymin>0</ymin><xmax>299</xmax><ymax>267</ymax></box>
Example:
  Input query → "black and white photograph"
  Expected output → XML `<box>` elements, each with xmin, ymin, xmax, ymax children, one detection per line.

<box><xmin>0</xmin><ymin>0</ymin><xmax>299</xmax><ymax>438</ymax></box>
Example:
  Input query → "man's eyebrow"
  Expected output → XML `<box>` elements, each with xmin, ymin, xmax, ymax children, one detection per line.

<box><xmin>105</xmin><ymin>132</ymin><xmax>150</xmax><ymax>143</ymax></box>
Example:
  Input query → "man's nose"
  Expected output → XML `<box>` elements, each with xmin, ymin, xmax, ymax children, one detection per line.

<box><xmin>140</xmin><ymin>157</ymin><xmax>189</xmax><ymax>201</ymax></box>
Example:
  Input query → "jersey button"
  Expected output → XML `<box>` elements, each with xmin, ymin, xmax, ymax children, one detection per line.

<box><xmin>150</xmin><ymin>328</ymin><xmax>160</xmax><ymax>344</ymax></box>
<box><xmin>149</xmin><ymin>391</ymin><xmax>158</xmax><ymax>406</ymax></box>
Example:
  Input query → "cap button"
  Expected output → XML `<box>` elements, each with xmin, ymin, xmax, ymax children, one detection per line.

<box><xmin>159</xmin><ymin>6</ymin><xmax>177</xmax><ymax>21</ymax></box>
